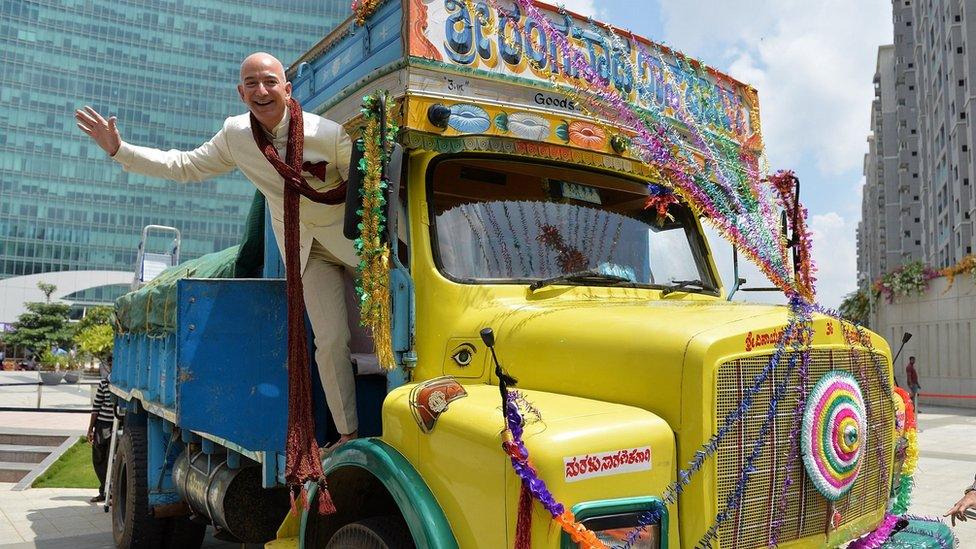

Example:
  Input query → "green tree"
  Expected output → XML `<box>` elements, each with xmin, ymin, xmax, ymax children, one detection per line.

<box><xmin>838</xmin><ymin>290</ymin><xmax>870</xmax><ymax>327</ymax></box>
<box><xmin>73</xmin><ymin>306</ymin><xmax>115</xmax><ymax>363</ymax></box>
<box><xmin>3</xmin><ymin>298</ymin><xmax>74</xmax><ymax>356</ymax></box>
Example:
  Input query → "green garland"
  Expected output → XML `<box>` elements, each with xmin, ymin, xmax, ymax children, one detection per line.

<box><xmin>354</xmin><ymin>91</ymin><xmax>398</xmax><ymax>370</ymax></box>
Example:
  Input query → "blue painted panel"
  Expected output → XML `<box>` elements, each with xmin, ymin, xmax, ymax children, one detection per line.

<box><xmin>292</xmin><ymin>0</ymin><xmax>404</xmax><ymax>112</ymax></box>
<box><xmin>262</xmin><ymin>207</ymin><xmax>285</xmax><ymax>279</ymax></box>
<box><xmin>176</xmin><ymin>279</ymin><xmax>289</xmax><ymax>454</ymax></box>
<box><xmin>147</xmin><ymin>415</ymin><xmax>181</xmax><ymax>507</ymax></box>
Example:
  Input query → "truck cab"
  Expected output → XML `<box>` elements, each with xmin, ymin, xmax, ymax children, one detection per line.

<box><xmin>108</xmin><ymin>1</ymin><xmax>911</xmax><ymax>548</ymax></box>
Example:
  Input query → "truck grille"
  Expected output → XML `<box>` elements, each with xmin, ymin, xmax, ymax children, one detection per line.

<box><xmin>714</xmin><ymin>349</ymin><xmax>894</xmax><ymax>548</ymax></box>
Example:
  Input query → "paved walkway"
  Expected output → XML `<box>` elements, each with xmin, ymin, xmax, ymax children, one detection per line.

<box><xmin>0</xmin><ymin>402</ymin><xmax>972</xmax><ymax>546</ymax></box>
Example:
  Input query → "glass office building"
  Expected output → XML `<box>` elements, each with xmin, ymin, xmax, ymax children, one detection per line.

<box><xmin>0</xmin><ymin>0</ymin><xmax>346</xmax><ymax>302</ymax></box>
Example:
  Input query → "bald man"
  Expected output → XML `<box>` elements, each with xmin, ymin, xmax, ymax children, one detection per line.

<box><xmin>75</xmin><ymin>52</ymin><xmax>359</xmax><ymax>448</ymax></box>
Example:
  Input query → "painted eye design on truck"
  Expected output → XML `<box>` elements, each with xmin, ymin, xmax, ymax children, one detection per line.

<box><xmin>448</xmin><ymin>104</ymin><xmax>491</xmax><ymax>133</ymax></box>
<box><xmin>451</xmin><ymin>343</ymin><xmax>476</xmax><ymax>367</ymax></box>
<box><xmin>507</xmin><ymin>112</ymin><xmax>551</xmax><ymax>140</ymax></box>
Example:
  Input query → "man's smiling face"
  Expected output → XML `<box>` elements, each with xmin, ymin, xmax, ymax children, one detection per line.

<box><xmin>238</xmin><ymin>52</ymin><xmax>292</xmax><ymax>132</ymax></box>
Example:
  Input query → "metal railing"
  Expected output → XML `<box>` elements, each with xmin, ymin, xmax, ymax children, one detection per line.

<box><xmin>0</xmin><ymin>376</ymin><xmax>99</xmax><ymax>413</ymax></box>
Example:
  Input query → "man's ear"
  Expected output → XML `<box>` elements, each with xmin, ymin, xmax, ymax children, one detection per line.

<box><xmin>237</xmin><ymin>83</ymin><xmax>246</xmax><ymax>103</ymax></box>
<box><xmin>285</xmin><ymin>81</ymin><xmax>292</xmax><ymax>100</ymax></box>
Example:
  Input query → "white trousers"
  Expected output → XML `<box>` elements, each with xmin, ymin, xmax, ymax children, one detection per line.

<box><xmin>302</xmin><ymin>239</ymin><xmax>358</xmax><ymax>434</ymax></box>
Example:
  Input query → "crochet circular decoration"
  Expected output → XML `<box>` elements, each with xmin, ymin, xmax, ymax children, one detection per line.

<box><xmin>801</xmin><ymin>371</ymin><xmax>868</xmax><ymax>500</ymax></box>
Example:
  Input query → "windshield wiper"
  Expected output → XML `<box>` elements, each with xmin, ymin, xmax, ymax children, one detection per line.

<box><xmin>528</xmin><ymin>270</ymin><xmax>638</xmax><ymax>291</ymax></box>
<box><xmin>660</xmin><ymin>279</ymin><xmax>716</xmax><ymax>296</ymax></box>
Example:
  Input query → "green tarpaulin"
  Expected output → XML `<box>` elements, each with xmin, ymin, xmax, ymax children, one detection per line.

<box><xmin>115</xmin><ymin>191</ymin><xmax>266</xmax><ymax>335</ymax></box>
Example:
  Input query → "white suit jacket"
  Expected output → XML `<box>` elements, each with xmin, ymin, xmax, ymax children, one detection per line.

<box><xmin>112</xmin><ymin>110</ymin><xmax>356</xmax><ymax>271</ymax></box>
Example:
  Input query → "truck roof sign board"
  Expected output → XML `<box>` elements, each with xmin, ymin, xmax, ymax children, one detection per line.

<box><xmin>408</xmin><ymin>0</ymin><xmax>759</xmax><ymax>146</ymax></box>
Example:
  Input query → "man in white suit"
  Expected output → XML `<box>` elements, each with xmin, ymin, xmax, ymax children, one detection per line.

<box><xmin>75</xmin><ymin>52</ymin><xmax>359</xmax><ymax>448</ymax></box>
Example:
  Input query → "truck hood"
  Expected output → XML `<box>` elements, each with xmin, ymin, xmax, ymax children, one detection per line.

<box><xmin>488</xmin><ymin>297</ymin><xmax>791</xmax><ymax>428</ymax></box>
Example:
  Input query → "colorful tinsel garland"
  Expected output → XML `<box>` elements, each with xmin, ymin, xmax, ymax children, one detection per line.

<box><xmin>354</xmin><ymin>92</ymin><xmax>396</xmax><ymax>370</ymax></box>
<box><xmin>890</xmin><ymin>387</ymin><xmax>918</xmax><ymax>516</ymax></box>
<box><xmin>500</xmin><ymin>390</ymin><xmax>607</xmax><ymax>549</ymax></box>
<box><xmin>350</xmin><ymin>0</ymin><xmax>384</xmax><ymax>26</ymax></box>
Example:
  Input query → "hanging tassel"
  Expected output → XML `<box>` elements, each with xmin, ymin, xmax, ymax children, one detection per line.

<box><xmin>288</xmin><ymin>486</ymin><xmax>299</xmax><ymax>517</ymax></box>
<box><xmin>317</xmin><ymin>479</ymin><xmax>337</xmax><ymax>515</ymax></box>
<box><xmin>514</xmin><ymin>482</ymin><xmax>532</xmax><ymax>549</ymax></box>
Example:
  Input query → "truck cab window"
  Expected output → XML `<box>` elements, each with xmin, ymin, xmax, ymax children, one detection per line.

<box><xmin>428</xmin><ymin>156</ymin><xmax>713</xmax><ymax>290</ymax></box>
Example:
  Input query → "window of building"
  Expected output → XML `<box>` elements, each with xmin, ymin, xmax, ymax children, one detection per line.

<box><xmin>909</xmin><ymin>63</ymin><xmax>914</xmax><ymax>68</ymax></box>
<box><xmin>916</xmin><ymin>240</ymin><xmax>921</xmax><ymax>245</ymax></box>
<box><xmin>913</xmin><ymin>173</ymin><xmax>919</xmax><ymax>178</ymax></box>
<box><xmin>912</xmin><ymin>151</ymin><xmax>918</xmax><ymax>156</ymax></box>
<box><xmin>960</xmin><ymin>79</ymin><xmax>966</xmax><ymax>86</ymax></box>
<box><xmin>964</xmin><ymin>145</ymin><xmax>969</xmax><ymax>152</ymax></box>
<box><xmin>955</xmin><ymin>15</ymin><xmax>961</xmax><ymax>22</ymax></box>
<box><xmin>904</xmin><ymin>230</ymin><xmax>911</xmax><ymax>237</ymax></box>
<box><xmin>962</xmin><ymin>111</ymin><xmax>968</xmax><ymax>119</ymax></box>
<box><xmin>959</xmin><ymin>47</ymin><xmax>965</xmax><ymax>54</ymax></box>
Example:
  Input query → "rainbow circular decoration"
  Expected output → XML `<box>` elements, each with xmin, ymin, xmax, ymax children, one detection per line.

<box><xmin>801</xmin><ymin>371</ymin><xmax>868</xmax><ymax>500</ymax></box>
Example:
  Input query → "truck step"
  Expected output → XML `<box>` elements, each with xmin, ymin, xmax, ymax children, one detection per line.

<box><xmin>0</xmin><ymin>462</ymin><xmax>36</xmax><ymax>483</ymax></box>
<box><xmin>0</xmin><ymin>444</ymin><xmax>56</xmax><ymax>464</ymax></box>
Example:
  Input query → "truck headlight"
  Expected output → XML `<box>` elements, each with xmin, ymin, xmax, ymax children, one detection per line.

<box><xmin>580</xmin><ymin>512</ymin><xmax>659</xmax><ymax>548</ymax></box>
<box><xmin>561</xmin><ymin>497</ymin><xmax>665</xmax><ymax>549</ymax></box>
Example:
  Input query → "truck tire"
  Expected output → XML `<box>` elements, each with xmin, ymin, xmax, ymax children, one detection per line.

<box><xmin>111</xmin><ymin>423</ymin><xmax>162</xmax><ymax>549</ymax></box>
<box><xmin>325</xmin><ymin>516</ymin><xmax>414</xmax><ymax>549</ymax></box>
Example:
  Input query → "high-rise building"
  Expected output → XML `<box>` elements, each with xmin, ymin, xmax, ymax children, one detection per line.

<box><xmin>911</xmin><ymin>0</ymin><xmax>975</xmax><ymax>267</ymax></box>
<box><xmin>858</xmin><ymin>0</ymin><xmax>975</xmax><ymax>287</ymax></box>
<box><xmin>0</xmin><ymin>0</ymin><xmax>345</xmax><ymax>312</ymax></box>
<box><xmin>858</xmin><ymin>44</ymin><xmax>923</xmax><ymax>290</ymax></box>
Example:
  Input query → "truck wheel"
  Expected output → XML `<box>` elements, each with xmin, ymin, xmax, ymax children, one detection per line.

<box><xmin>326</xmin><ymin>516</ymin><xmax>414</xmax><ymax>549</ymax></box>
<box><xmin>111</xmin><ymin>423</ymin><xmax>162</xmax><ymax>548</ymax></box>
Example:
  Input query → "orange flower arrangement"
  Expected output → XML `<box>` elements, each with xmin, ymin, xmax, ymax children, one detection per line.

<box><xmin>567</xmin><ymin>120</ymin><xmax>606</xmax><ymax>150</ymax></box>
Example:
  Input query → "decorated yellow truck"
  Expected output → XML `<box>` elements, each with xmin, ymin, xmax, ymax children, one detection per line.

<box><xmin>109</xmin><ymin>1</ymin><xmax>948</xmax><ymax>548</ymax></box>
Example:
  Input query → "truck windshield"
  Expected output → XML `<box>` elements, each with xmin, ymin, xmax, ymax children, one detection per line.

<box><xmin>429</xmin><ymin>156</ymin><xmax>715</xmax><ymax>291</ymax></box>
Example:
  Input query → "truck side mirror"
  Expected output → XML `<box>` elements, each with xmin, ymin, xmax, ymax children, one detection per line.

<box><xmin>344</xmin><ymin>93</ymin><xmax>402</xmax><ymax>245</ymax></box>
<box><xmin>342</xmin><ymin>140</ymin><xmax>403</xmax><ymax>244</ymax></box>
<box><xmin>343</xmin><ymin>140</ymin><xmax>365</xmax><ymax>240</ymax></box>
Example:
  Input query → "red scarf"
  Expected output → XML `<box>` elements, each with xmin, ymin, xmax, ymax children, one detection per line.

<box><xmin>251</xmin><ymin>98</ymin><xmax>344</xmax><ymax>514</ymax></box>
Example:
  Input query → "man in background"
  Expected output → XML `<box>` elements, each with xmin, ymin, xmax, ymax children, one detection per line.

<box><xmin>88</xmin><ymin>357</ymin><xmax>114</xmax><ymax>503</ymax></box>
<box><xmin>906</xmin><ymin>356</ymin><xmax>921</xmax><ymax>412</ymax></box>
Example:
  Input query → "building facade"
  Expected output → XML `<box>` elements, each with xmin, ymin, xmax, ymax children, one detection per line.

<box><xmin>0</xmin><ymin>0</ymin><xmax>345</xmax><ymax>307</ymax></box>
<box><xmin>910</xmin><ymin>0</ymin><xmax>975</xmax><ymax>267</ymax></box>
<box><xmin>859</xmin><ymin>0</ymin><xmax>975</xmax><ymax>288</ymax></box>
<box><xmin>858</xmin><ymin>43</ymin><xmax>924</xmax><ymax>290</ymax></box>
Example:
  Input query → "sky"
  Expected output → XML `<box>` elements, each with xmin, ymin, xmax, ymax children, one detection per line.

<box><xmin>556</xmin><ymin>0</ymin><xmax>894</xmax><ymax>309</ymax></box>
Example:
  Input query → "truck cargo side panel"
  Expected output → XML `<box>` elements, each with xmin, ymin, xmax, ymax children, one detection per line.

<box><xmin>293</xmin><ymin>0</ymin><xmax>403</xmax><ymax>115</ymax></box>
<box><xmin>176</xmin><ymin>279</ymin><xmax>288</xmax><ymax>453</ymax></box>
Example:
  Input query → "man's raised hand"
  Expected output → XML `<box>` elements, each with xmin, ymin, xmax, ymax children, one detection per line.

<box><xmin>75</xmin><ymin>106</ymin><xmax>121</xmax><ymax>156</ymax></box>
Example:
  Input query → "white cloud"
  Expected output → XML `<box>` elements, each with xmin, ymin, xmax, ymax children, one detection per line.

<box><xmin>555</xmin><ymin>0</ymin><xmax>602</xmax><ymax>18</ymax></box>
<box><xmin>658</xmin><ymin>1</ymin><xmax>892</xmax><ymax>176</ymax></box>
<box><xmin>809</xmin><ymin>212</ymin><xmax>858</xmax><ymax>309</ymax></box>
<box><xmin>703</xmin><ymin>211</ymin><xmax>858</xmax><ymax>310</ymax></box>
